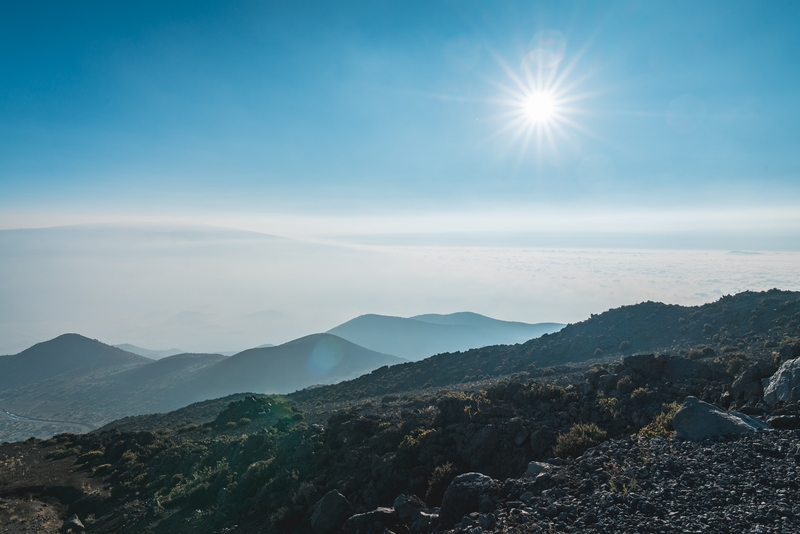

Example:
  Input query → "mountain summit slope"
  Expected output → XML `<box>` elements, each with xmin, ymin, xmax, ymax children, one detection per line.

<box><xmin>0</xmin><ymin>334</ymin><xmax>149</xmax><ymax>391</ymax></box>
<box><xmin>184</xmin><ymin>333</ymin><xmax>405</xmax><ymax>401</ymax></box>
<box><xmin>296</xmin><ymin>289</ymin><xmax>800</xmax><ymax>405</ymax></box>
<box><xmin>327</xmin><ymin>313</ymin><xmax>563</xmax><ymax>360</ymax></box>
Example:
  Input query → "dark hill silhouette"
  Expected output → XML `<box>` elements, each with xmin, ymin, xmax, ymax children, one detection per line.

<box><xmin>113</xmin><ymin>344</ymin><xmax>184</xmax><ymax>360</ymax></box>
<box><xmin>327</xmin><ymin>313</ymin><xmax>563</xmax><ymax>360</ymax></box>
<box><xmin>0</xmin><ymin>334</ymin><xmax>149</xmax><ymax>391</ymax></box>
<box><xmin>0</xmin><ymin>334</ymin><xmax>404</xmax><ymax>436</ymax></box>
<box><xmin>183</xmin><ymin>333</ymin><xmax>405</xmax><ymax>401</ymax></box>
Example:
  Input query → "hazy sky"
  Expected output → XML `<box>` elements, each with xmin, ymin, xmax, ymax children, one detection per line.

<box><xmin>1</xmin><ymin>2</ymin><xmax>800</xmax><ymax>353</ymax></box>
<box><xmin>1</xmin><ymin>0</ymin><xmax>799</xmax><ymax>240</ymax></box>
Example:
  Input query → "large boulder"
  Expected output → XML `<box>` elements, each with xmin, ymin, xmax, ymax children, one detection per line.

<box><xmin>673</xmin><ymin>396</ymin><xmax>770</xmax><ymax>441</ymax></box>
<box><xmin>763</xmin><ymin>358</ymin><xmax>800</xmax><ymax>405</ymax></box>
<box><xmin>439</xmin><ymin>472</ymin><xmax>497</xmax><ymax>529</ymax></box>
<box><xmin>730</xmin><ymin>361</ymin><xmax>777</xmax><ymax>400</ymax></box>
<box><xmin>393</xmin><ymin>493</ymin><xmax>426</xmax><ymax>525</ymax></box>
<box><xmin>623</xmin><ymin>354</ymin><xmax>664</xmax><ymax>380</ymax></box>
<box><xmin>310</xmin><ymin>490</ymin><xmax>352</xmax><ymax>534</ymax></box>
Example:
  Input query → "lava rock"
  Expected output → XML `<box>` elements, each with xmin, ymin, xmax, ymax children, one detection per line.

<box><xmin>310</xmin><ymin>490</ymin><xmax>352</xmax><ymax>534</ymax></box>
<box><xmin>393</xmin><ymin>493</ymin><xmax>426</xmax><ymax>525</ymax></box>
<box><xmin>730</xmin><ymin>361</ymin><xmax>777</xmax><ymax>400</ymax></box>
<box><xmin>767</xmin><ymin>415</ymin><xmax>800</xmax><ymax>429</ymax></box>
<box><xmin>764</xmin><ymin>358</ymin><xmax>800</xmax><ymax>405</ymax></box>
<box><xmin>439</xmin><ymin>472</ymin><xmax>498</xmax><ymax>529</ymax></box>
<box><xmin>623</xmin><ymin>353</ymin><xmax>664</xmax><ymax>380</ymax></box>
<box><xmin>673</xmin><ymin>396</ymin><xmax>769</xmax><ymax>441</ymax></box>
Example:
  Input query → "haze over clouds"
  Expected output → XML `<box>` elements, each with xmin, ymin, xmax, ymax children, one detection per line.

<box><xmin>1</xmin><ymin>1</ymin><xmax>799</xmax><ymax>353</ymax></box>
<box><xmin>1</xmin><ymin>224</ymin><xmax>798</xmax><ymax>355</ymax></box>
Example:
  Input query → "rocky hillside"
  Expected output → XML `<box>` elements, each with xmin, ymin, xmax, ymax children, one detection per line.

<box><xmin>293</xmin><ymin>289</ymin><xmax>800</xmax><ymax>405</ymax></box>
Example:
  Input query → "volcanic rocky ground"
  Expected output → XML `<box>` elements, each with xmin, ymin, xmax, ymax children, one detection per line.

<box><xmin>1</xmin><ymin>289</ymin><xmax>800</xmax><ymax>533</ymax></box>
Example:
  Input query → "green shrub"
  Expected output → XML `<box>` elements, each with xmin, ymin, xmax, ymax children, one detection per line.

<box><xmin>617</xmin><ymin>375</ymin><xmax>635</xmax><ymax>394</ymax></box>
<box><xmin>630</xmin><ymin>387</ymin><xmax>654</xmax><ymax>405</ymax></box>
<box><xmin>553</xmin><ymin>423</ymin><xmax>607</xmax><ymax>458</ymax></box>
<box><xmin>93</xmin><ymin>463</ymin><xmax>112</xmax><ymax>475</ymax></box>
<box><xmin>425</xmin><ymin>462</ymin><xmax>458</xmax><ymax>506</ymax></box>
<box><xmin>637</xmin><ymin>402</ymin><xmax>680</xmax><ymax>438</ymax></box>
<box><xmin>77</xmin><ymin>449</ymin><xmax>104</xmax><ymax>464</ymax></box>
<box><xmin>47</xmin><ymin>446</ymin><xmax>81</xmax><ymax>459</ymax></box>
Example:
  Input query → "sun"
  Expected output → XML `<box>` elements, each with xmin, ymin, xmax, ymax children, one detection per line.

<box><xmin>488</xmin><ymin>30</ymin><xmax>593</xmax><ymax>162</ymax></box>
<box><xmin>523</xmin><ymin>92</ymin><xmax>556</xmax><ymax>124</ymax></box>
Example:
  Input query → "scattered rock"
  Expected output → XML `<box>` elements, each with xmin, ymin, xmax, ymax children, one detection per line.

<box><xmin>764</xmin><ymin>358</ymin><xmax>800</xmax><ymax>405</ymax></box>
<box><xmin>310</xmin><ymin>490</ymin><xmax>352</xmax><ymax>534</ymax></box>
<box><xmin>673</xmin><ymin>396</ymin><xmax>769</xmax><ymax>441</ymax></box>
<box><xmin>439</xmin><ymin>472</ymin><xmax>497</xmax><ymax>529</ymax></box>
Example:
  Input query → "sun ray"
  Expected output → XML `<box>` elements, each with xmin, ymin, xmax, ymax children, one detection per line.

<box><xmin>488</xmin><ymin>33</ymin><xmax>595</xmax><ymax>163</ymax></box>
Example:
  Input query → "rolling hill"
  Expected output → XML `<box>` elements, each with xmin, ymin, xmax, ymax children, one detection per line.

<box><xmin>113</xmin><ymin>344</ymin><xmax>185</xmax><ymax>360</ymax></box>
<box><xmin>0</xmin><ymin>333</ymin><xmax>405</xmax><ymax>438</ymax></box>
<box><xmin>182</xmin><ymin>333</ymin><xmax>405</xmax><ymax>401</ymax></box>
<box><xmin>0</xmin><ymin>334</ymin><xmax>149</xmax><ymax>391</ymax></box>
<box><xmin>327</xmin><ymin>312</ymin><xmax>563</xmax><ymax>360</ymax></box>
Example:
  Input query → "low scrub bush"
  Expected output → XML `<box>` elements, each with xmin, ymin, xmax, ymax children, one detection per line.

<box><xmin>553</xmin><ymin>423</ymin><xmax>607</xmax><ymax>458</ymax></box>
<box><xmin>425</xmin><ymin>462</ymin><xmax>458</xmax><ymax>506</ymax></box>
<box><xmin>637</xmin><ymin>402</ymin><xmax>680</xmax><ymax>438</ymax></box>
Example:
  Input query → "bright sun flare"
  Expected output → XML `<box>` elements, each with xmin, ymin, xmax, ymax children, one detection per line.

<box><xmin>490</xmin><ymin>30</ymin><xmax>592</xmax><ymax>162</ymax></box>
<box><xmin>524</xmin><ymin>92</ymin><xmax>556</xmax><ymax>123</ymax></box>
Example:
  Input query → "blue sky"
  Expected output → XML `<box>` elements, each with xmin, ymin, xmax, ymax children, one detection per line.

<box><xmin>1</xmin><ymin>0</ymin><xmax>800</xmax><ymax>240</ymax></box>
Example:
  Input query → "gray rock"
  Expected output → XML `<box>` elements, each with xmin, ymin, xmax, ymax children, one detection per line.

<box><xmin>524</xmin><ymin>461</ymin><xmax>553</xmax><ymax>477</ymax></box>
<box><xmin>60</xmin><ymin>515</ymin><xmax>85</xmax><ymax>532</ymax></box>
<box><xmin>311</xmin><ymin>490</ymin><xmax>352</xmax><ymax>534</ymax></box>
<box><xmin>673</xmin><ymin>396</ymin><xmax>769</xmax><ymax>441</ymax></box>
<box><xmin>767</xmin><ymin>415</ymin><xmax>800</xmax><ymax>429</ymax></box>
<box><xmin>730</xmin><ymin>361</ymin><xmax>777</xmax><ymax>400</ymax></box>
<box><xmin>393</xmin><ymin>493</ymin><xmax>425</xmax><ymax>525</ymax></box>
<box><xmin>341</xmin><ymin>507</ymin><xmax>400</xmax><ymax>534</ymax></box>
<box><xmin>439</xmin><ymin>472</ymin><xmax>497</xmax><ymax>529</ymax></box>
<box><xmin>410</xmin><ymin>511</ymin><xmax>437</xmax><ymax>534</ymax></box>
<box><xmin>623</xmin><ymin>353</ymin><xmax>664</xmax><ymax>380</ymax></box>
<box><xmin>764</xmin><ymin>358</ymin><xmax>800</xmax><ymax>405</ymax></box>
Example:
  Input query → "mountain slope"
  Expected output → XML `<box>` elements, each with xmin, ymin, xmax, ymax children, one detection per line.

<box><xmin>113</xmin><ymin>344</ymin><xmax>184</xmax><ymax>360</ymax></box>
<box><xmin>327</xmin><ymin>313</ymin><xmax>563</xmax><ymax>360</ymax></box>
<box><xmin>184</xmin><ymin>333</ymin><xmax>405</xmax><ymax>401</ymax></box>
<box><xmin>294</xmin><ymin>289</ymin><xmax>800</xmax><ymax>405</ymax></box>
<box><xmin>412</xmin><ymin>312</ymin><xmax>563</xmax><ymax>343</ymax></box>
<box><xmin>0</xmin><ymin>334</ymin><xmax>149</xmax><ymax>391</ymax></box>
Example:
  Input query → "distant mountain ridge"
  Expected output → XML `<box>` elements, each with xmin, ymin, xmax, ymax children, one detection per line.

<box><xmin>327</xmin><ymin>312</ymin><xmax>563</xmax><ymax>360</ymax></box>
<box><xmin>0</xmin><ymin>332</ymin><xmax>405</xmax><ymax>438</ymax></box>
<box><xmin>0</xmin><ymin>334</ymin><xmax>149</xmax><ymax>391</ymax></box>
<box><xmin>113</xmin><ymin>344</ymin><xmax>184</xmax><ymax>360</ymax></box>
